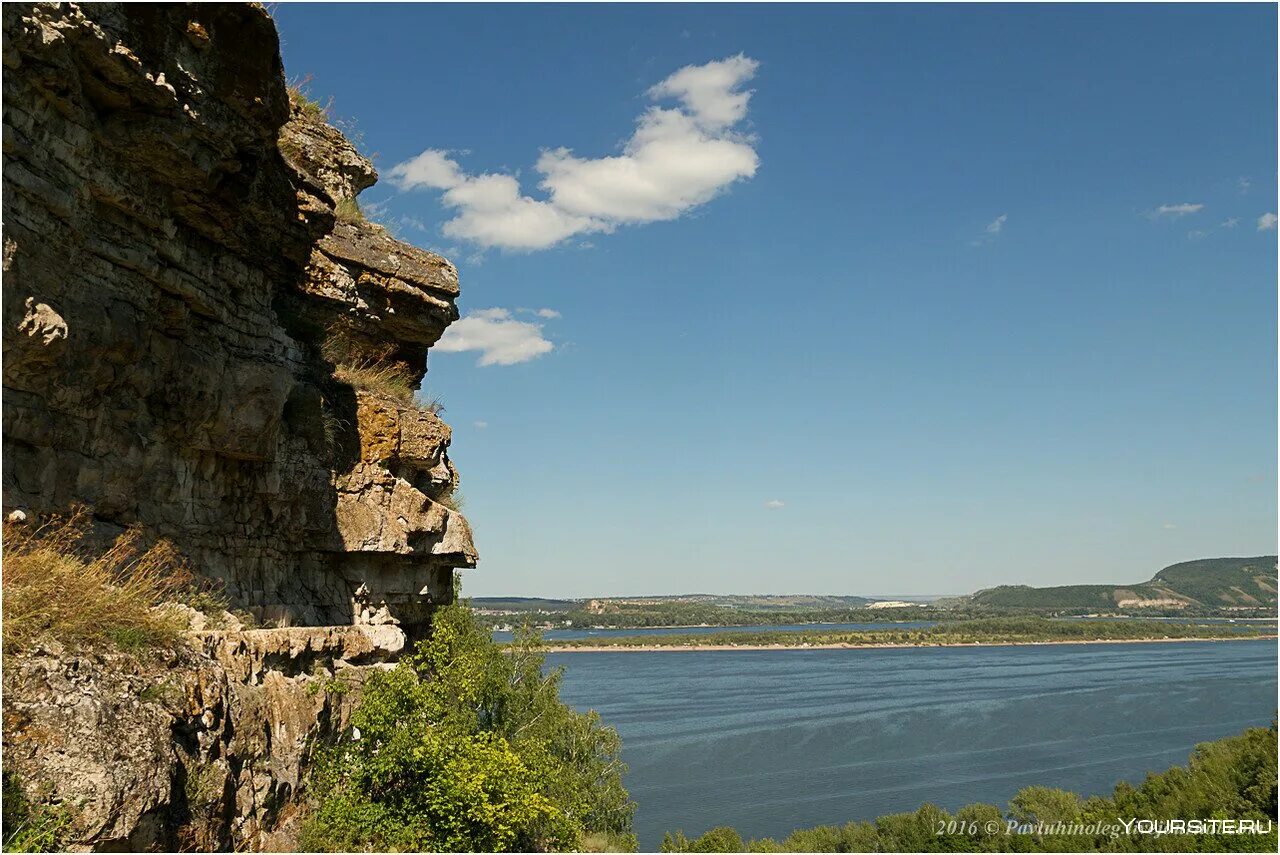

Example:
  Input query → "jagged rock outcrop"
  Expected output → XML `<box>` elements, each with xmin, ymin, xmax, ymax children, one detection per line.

<box><xmin>2</xmin><ymin>3</ymin><xmax>479</xmax><ymax>848</ymax></box>
<box><xmin>1</xmin><ymin>2</ymin><xmax>475</xmax><ymax>638</ymax></box>
<box><xmin>3</xmin><ymin>620</ymin><xmax>406</xmax><ymax>851</ymax></box>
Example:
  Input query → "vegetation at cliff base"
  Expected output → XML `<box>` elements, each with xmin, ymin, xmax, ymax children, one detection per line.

<box><xmin>661</xmin><ymin>722</ymin><xmax>1278</xmax><ymax>852</ymax></box>
<box><xmin>300</xmin><ymin>603</ymin><xmax>635</xmax><ymax>852</ymax></box>
<box><xmin>2</xmin><ymin>509</ymin><xmax>195</xmax><ymax>653</ymax></box>
<box><xmin>2</xmin><ymin>771</ymin><xmax>71</xmax><ymax>853</ymax></box>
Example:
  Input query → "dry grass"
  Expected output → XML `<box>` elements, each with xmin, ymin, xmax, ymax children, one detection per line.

<box><xmin>332</xmin><ymin>361</ymin><xmax>416</xmax><ymax>404</ymax></box>
<box><xmin>287</xmin><ymin>75</ymin><xmax>328</xmax><ymax>120</ymax></box>
<box><xmin>2</xmin><ymin>508</ymin><xmax>193</xmax><ymax>652</ymax></box>
<box><xmin>322</xmin><ymin>323</ymin><xmax>418</xmax><ymax>405</ymax></box>
<box><xmin>416</xmin><ymin>394</ymin><xmax>445</xmax><ymax>416</ymax></box>
<box><xmin>334</xmin><ymin>197</ymin><xmax>364</xmax><ymax>224</ymax></box>
<box><xmin>436</xmin><ymin>488</ymin><xmax>465</xmax><ymax>513</ymax></box>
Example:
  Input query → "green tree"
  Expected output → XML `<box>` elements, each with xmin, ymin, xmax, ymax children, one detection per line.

<box><xmin>1008</xmin><ymin>787</ymin><xmax>1082</xmax><ymax>825</ymax></box>
<box><xmin>301</xmin><ymin>604</ymin><xmax>635</xmax><ymax>852</ymax></box>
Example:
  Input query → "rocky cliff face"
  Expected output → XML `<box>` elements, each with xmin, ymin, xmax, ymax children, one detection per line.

<box><xmin>2</xmin><ymin>3</ymin><xmax>478</xmax><ymax>848</ymax></box>
<box><xmin>2</xmin><ymin>2</ymin><xmax>476</xmax><ymax>639</ymax></box>
<box><xmin>4</xmin><ymin>621</ymin><xmax>405</xmax><ymax>850</ymax></box>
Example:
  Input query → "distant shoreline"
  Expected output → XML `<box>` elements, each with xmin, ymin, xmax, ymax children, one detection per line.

<box><xmin>541</xmin><ymin>635</ymin><xmax>1279</xmax><ymax>653</ymax></box>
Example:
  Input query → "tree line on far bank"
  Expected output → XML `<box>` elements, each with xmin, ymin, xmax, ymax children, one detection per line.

<box><xmin>546</xmin><ymin>616</ymin><xmax>1276</xmax><ymax>649</ymax></box>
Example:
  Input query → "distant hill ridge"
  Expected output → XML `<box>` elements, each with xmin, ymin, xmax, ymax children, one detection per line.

<box><xmin>967</xmin><ymin>556</ymin><xmax>1278</xmax><ymax>610</ymax></box>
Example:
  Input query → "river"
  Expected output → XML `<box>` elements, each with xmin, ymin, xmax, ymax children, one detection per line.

<box><xmin>548</xmin><ymin>638</ymin><xmax>1277</xmax><ymax>848</ymax></box>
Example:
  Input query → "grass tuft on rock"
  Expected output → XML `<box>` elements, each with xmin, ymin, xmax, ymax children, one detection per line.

<box><xmin>321</xmin><ymin>324</ymin><xmax>418</xmax><ymax>405</ymax></box>
<box><xmin>2</xmin><ymin>508</ymin><xmax>193</xmax><ymax>653</ymax></box>
<box><xmin>436</xmin><ymin>488</ymin><xmax>465</xmax><ymax>513</ymax></box>
<box><xmin>333</xmin><ymin>196</ymin><xmax>364</xmax><ymax>224</ymax></box>
<box><xmin>287</xmin><ymin>75</ymin><xmax>328</xmax><ymax>120</ymax></box>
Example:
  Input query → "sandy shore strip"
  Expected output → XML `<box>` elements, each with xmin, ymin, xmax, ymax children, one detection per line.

<box><xmin>541</xmin><ymin>635</ymin><xmax>1279</xmax><ymax>653</ymax></box>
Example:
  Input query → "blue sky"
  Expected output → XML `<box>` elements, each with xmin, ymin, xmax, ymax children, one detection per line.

<box><xmin>273</xmin><ymin>4</ymin><xmax>1277</xmax><ymax>597</ymax></box>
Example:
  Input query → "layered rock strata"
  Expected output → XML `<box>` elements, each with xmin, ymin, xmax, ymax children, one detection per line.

<box><xmin>1</xmin><ymin>2</ymin><xmax>476</xmax><ymax>639</ymax></box>
<box><xmin>2</xmin><ymin>3</ymin><xmax>483</xmax><ymax>848</ymax></box>
<box><xmin>3</xmin><ymin>619</ymin><xmax>407</xmax><ymax>850</ymax></box>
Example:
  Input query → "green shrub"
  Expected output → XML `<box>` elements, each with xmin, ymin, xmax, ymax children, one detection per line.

<box><xmin>300</xmin><ymin>604</ymin><xmax>635</xmax><ymax>851</ymax></box>
<box><xmin>2</xmin><ymin>772</ymin><xmax>71</xmax><ymax>853</ymax></box>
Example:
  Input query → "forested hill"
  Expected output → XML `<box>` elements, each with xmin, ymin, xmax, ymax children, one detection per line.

<box><xmin>966</xmin><ymin>556</ymin><xmax>1277</xmax><ymax>610</ymax></box>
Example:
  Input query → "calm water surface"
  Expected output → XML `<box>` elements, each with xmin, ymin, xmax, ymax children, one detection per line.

<box><xmin>548</xmin><ymin>640</ymin><xmax>1277</xmax><ymax>849</ymax></box>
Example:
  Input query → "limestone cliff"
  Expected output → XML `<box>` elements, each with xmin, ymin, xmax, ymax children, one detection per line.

<box><xmin>2</xmin><ymin>1</ymin><xmax>476</xmax><ymax>639</ymax></box>
<box><xmin>2</xmin><ymin>3</ymin><xmax>478</xmax><ymax>848</ymax></box>
<box><xmin>4</xmin><ymin>621</ymin><xmax>403</xmax><ymax>850</ymax></box>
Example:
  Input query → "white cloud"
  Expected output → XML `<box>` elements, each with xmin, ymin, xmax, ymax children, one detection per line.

<box><xmin>1258</xmin><ymin>212</ymin><xmax>1277</xmax><ymax>231</ymax></box>
<box><xmin>1188</xmin><ymin>217</ymin><xmax>1243</xmax><ymax>240</ymax></box>
<box><xmin>1238</xmin><ymin>177</ymin><xmax>1251</xmax><ymax>194</ymax></box>
<box><xmin>435</xmin><ymin>308</ymin><xmax>554</xmax><ymax>366</ymax></box>
<box><xmin>387</xmin><ymin>55</ymin><xmax>760</xmax><ymax>251</ymax></box>
<box><xmin>1162</xmin><ymin>522</ymin><xmax>1177</xmax><ymax>530</ymax></box>
<box><xmin>1149</xmin><ymin>202</ymin><xmax>1204</xmax><ymax>218</ymax></box>
<box><xmin>534</xmin><ymin>308</ymin><xmax>561</xmax><ymax>319</ymax></box>
<box><xmin>473</xmin><ymin>420</ymin><xmax>488</xmax><ymax>429</ymax></box>
<box><xmin>970</xmin><ymin>213</ymin><xmax>1008</xmax><ymax>246</ymax></box>
<box><xmin>763</xmin><ymin>499</ymin><xmax>786</xmax><ymax>510</ymax></box>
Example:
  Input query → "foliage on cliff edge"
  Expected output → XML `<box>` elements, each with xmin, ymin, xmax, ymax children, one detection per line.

<box><xmin>300</xmin><ymin>604</ymin><xmax>636</xmax><ymax>852</ymax></box>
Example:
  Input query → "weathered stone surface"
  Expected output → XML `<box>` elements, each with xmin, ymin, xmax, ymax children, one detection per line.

<box><xmin>2</xmin><ymin>624</ymin><xmax>403</xmax><ymax>851</ymax></box>
<box><xmin>1</xmin><ymin>2</ymin><xmax>476</xmax><ymax>636</ymax></box>
<box><xmin>2</xmin><ymin>6</ymin><xmax>480</xmax><ymax>846</ymax></box>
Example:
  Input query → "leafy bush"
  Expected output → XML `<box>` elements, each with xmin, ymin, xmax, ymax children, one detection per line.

<box><xmin>2</xmin><ymin>508</ymin><xmax>192</xmax><ymax>652</ymax></box>
<box><xmin>300</xmin><ymin>604</ymin><xmax>635</xmax><ymax>852</ymax></box>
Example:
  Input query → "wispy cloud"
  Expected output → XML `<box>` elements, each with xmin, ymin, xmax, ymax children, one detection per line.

<box><xmin>1237</xmin><ymin>177</ymin><xmax>1252</xmax><ymax>194</ymax></box>
<box><xmin>763</xmin><ymin>499</ymin><xmax>786</xmax><ymax>510</ymax></box>
<box><xmin>387</xmin><ymin>55</ymin><xmax>760</xmax><ymax>251</ymax></box>
<box><xmin>1148</xmin><ymin>202</ymin><xmax>1204</xmax><ymax>219</ymax></box>
<box><xmin>435</xmin><ymin>308</ymin><xmax>555</xmax><ymax>366</ymax></box>
<box><xmin>1162</xmin><ymin>522</ymin><xmax>1177</xmax><ymax>530</ymax></box>
<box><xmin>1258</xmin><ymin>212</ymin><xmax>1277</xmax><ymax>231</ymax></box>
<box><xmin>1188</xmin><ymin>218</ymin><xmax>1242</xmax><ymax>240</ymax></box>
<box><xmin>473</xmin><ymin>420</ymin><xmax>489</xmax><ymax>429</ymax></box>
<box><xmin>970</xmin><ymin>213</ymin><xmax>1008</xmax><ymax>247</ymax></box>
